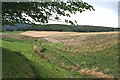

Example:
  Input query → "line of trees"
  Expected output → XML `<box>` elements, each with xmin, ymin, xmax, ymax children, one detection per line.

<box><xmin>2</xmin><ymin>24</ymin><xmax>119</xmax><ymax>32</ymax></box>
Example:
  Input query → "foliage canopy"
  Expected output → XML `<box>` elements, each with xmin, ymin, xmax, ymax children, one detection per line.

<box><xmin>2</xmin><ymin>1</ymin><xmax>95</xmax><ymax>25</ymax></box>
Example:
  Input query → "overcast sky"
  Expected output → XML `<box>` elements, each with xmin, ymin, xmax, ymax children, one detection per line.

<box><xmin>49</xmin><ymin>0</ymin><xmax>119</xmax><ymax>28</ymax></box>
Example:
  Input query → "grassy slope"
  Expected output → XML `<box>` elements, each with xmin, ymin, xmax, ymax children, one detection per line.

<box><xmin>36</xmin><ymin>39</ymin><xmax>118</xmax><ymax>78</ymax></box>
<box><xmin>2</xmin><ymin>47</ymin><xmax>38</xmax><ymax>78</ymax></box>
<box><xmin>2</xmin><ymin>32</ymin><xmax>84</xmax><ymax>78</ymax></box>
<box><xmin>2</xmin><ymin>31</ymin><xmax>119</xmax><ymax>78</ymax></box>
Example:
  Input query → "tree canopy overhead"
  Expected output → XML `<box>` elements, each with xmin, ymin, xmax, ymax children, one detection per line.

<box><xmin>2</xmin><ymin>1</ymin><xmax>95</xmax><ymax>25</ymax></box>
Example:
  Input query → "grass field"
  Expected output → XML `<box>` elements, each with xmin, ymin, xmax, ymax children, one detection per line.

<box><xmin>1</xmin><ymin>31</ymin><xmax>119</xmax><ymax>78</ymax></box>
<box><xmin>2</xmin><ymin>31</ymin><xmax>24</xmax><ymax>34</ymax></box>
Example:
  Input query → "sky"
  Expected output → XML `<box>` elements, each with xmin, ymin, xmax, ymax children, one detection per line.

<box><xmin>49</xmin><ymin>0</ymin><xmax>119</xmax><ymax>28</ymax></box>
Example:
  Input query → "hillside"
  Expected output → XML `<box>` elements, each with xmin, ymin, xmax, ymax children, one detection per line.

<box><xmin>29</xmin><ymin>24</ymin><xmax>119</xmax><ymax>32</ymax></box>
<box><xmin>2</xmin><ymin>47</ymin><xmax>38</xmax><ymax>78</ymax></box>
<box><xmin>2</xmin><ymin>24</ymin><xmax>119</xmax><ymax>32</ymax></box>
<box><xmin>2</xmin><ymin>31</ymin><xmax>119</xmax><ymax>78</ymax></box>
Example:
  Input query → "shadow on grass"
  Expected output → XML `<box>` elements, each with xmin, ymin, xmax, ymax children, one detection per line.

<box><xmin>2</xmin><ymin>47</ymin><xmax>39</xmax><ymax>78</ymax></box>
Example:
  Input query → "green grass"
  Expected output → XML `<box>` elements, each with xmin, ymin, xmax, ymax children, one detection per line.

<box><xmin>37</xmin><ymin>40</ymin><xmax>118</xmax><ymax>77</ymax></box>
<box><xmin>2</xmin><ymin>31</ymin><xmax>119</xmax><ymax>78</ymax></box>
<box><xmin>2</xmin><ymin>31</ymin><xmax>23</xmax><ymax>34</ymax></box>
<box><xmin>2</xmin><ymin>47</ymin><xmax>38</xmax><ymax>78</ymax></box>
<box><xmin>2</xmin><ymin>40</ymin><xmax>83</xmax><ymax>78</ymax></box>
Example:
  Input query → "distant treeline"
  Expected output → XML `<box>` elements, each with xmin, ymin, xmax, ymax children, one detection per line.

<box><xmin>29</xmin><ymin>24</ymin><xmax>119</xmax><ymax>32</ymax></box>
<box><xmin>2</xmin><ymin>23</ymin><xmax>31</xmax><ymax>31</ymax></box>
<box><xmin>2</xmin><ymin>24</ymin><xmax>120</xmax><ymax>32</ymax></box>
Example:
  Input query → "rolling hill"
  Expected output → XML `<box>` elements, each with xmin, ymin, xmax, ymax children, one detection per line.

<box><xmin>29</xmin><ymin>24</ymin><xmax>119</xmax><ymax>32</ymax></box>
<box><xmin>2</xmin><ymin>24</ymin><xmax>119</xmax><ymax>32</ymax></box>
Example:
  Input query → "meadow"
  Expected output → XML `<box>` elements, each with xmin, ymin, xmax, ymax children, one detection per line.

<box><xmin>1</xmin><ymin>31</ymin><xmax>119</xmax><ymax>78</ymax></box>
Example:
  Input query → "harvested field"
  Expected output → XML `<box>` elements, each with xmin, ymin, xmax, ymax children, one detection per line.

<box><xmin>20</xmin><ymin>31</ymin><xmax>77</xmax><ymax>37</ymax></box>
<box><xmin>20</xmin><ymin>31</ymin><xmax>119</xmax><ymax>38</ymax></box>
